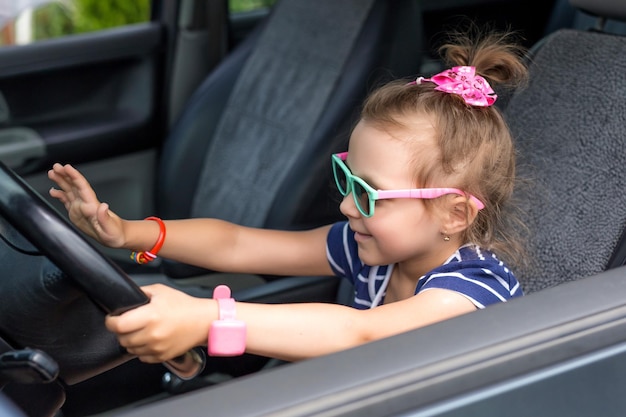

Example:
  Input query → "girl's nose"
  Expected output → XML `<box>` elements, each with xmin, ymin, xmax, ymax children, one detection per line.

<box><xmin>339</xmin><ymin>193</ymin><xmax>361</xmax><ymax>219</ymax></box>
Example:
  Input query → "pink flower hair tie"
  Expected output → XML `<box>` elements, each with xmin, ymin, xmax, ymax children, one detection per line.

<box><xmin>416</xmin><ymin>66</ymin><xmax>497</xmax><ymax>107</ymax></box>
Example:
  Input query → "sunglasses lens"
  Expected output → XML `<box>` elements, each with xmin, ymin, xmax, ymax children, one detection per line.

<box><xmin>332</xmin><ymin>158</ymin><xmax>349</xmax><ymax>196</ymax></box>
<box><xmin>352</xmin><ymin>181</ymin><xmax>372</xmax><ymax>216</ymax></box>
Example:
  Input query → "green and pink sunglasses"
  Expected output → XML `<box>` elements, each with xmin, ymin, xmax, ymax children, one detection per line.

<box><xmin>332</xmin><ymin>152</ymin><xmax>485</xmax><ymax>217</ymax></box>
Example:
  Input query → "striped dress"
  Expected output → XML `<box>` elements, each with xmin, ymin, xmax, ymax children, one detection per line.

<box><xmin>326</xmin><ymin>222</ymin><xmax>523</xmax><ymax>309</ymax></box>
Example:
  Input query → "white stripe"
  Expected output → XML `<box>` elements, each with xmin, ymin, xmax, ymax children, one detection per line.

<box><xmin>510</xmin><ymin>280</ymin><xmax>520</xmax><ymax>295</ymax></box>
<box><xmin>475</xmin><ymin>246</ymin><xmax>486</xmax><ymax>261</ymax></box>
<box><xmin>354</xmin><ymin>297</ymin><xmax>372</xmax><ymax>308</ymax></box>
<box><xmin>424</xmin><ymin>271</ymin><xmax>507</xmax><ymax>302</ymax></box>
<box><xmin>482</xmin><ymin>268</ymin><xmax>519</xmax><ymax>296</ymax></box>
<box><xmin>357</xmin><ymin>268</ymin><xmax>388</xmax><ymax>284</ymax></box>
<box><xmin>357</xmin><ymin>272</ymin><xmax>369</xmax><ymax>284</ymax></box>
<box><xmin>326</xmin><ymin>245</ymin><xmax>344</xmax><ymax>275</ymax></box>
<box><xmin>482</xmin><ymin>268</ymin><xmax>510</xmax><ymax>291</ymax></box>
<box><xmin>342</xmin><ymin>223</ymin><xmax>353</xmax><ymax>268</ymax></box>
<box><xmin>443</xmin><ymin>248</ymin><xmax>462</xmax><ymax>264</ymax></box>
<box><xmin>370</xmin><ymin>265</ymin><xmax>393</xmax><ymax>308</ymax></box>
<box><xmin>368</xmin><ymin>266</ymin><xmax>379</xmax><ymax>303</ymax></box>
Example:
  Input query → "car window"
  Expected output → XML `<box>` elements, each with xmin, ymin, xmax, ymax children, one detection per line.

<box><xmin>0</xmin><ymin>0</ymin><xmax>150</xmax><ymax>46</ymax></box>
<box><xmin>0</xmin><ymin>0</ymin><xmax>277</xmax><ymax>47</ymax></box>
<box><xmin>229</xmin><ymin>0</ymin><xmax>276</xmax><ymax>13</ymax></box>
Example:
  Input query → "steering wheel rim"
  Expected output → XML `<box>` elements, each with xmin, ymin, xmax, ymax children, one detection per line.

<box><xmin>0</xmin><ymin>162</ymin><xmax>204</xmax><ymax>384</ymax></box>
<box><xmin>0</xmin><ymin>163</ymin><xmax>148</xmax><ymax>314</ymax></box>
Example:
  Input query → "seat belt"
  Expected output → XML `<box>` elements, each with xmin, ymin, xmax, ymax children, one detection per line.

<box><xmin>168</xmin><ymin>0</ymin><xmax>228</xmax><ymax>127</ymax></box>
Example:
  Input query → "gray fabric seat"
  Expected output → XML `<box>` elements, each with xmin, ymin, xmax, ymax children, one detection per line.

<box><xmin>505</xmin><ymin>0</ymin><xmax>626</xmax><ymax>293</ymax></box>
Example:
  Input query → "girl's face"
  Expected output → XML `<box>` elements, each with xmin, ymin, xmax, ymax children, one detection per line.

<box><xmin>339</xmin><ymin>117</ymin><xmax>451</xmax><ymax>271</ymax></box>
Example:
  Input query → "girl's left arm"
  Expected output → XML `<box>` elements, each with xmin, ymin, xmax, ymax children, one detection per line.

<box><xmin>239</xmin><ymin>288</ymin><xmax>476</xmax><ymax>361</ymax></box>
<box><xmin>105</xmin><ymin>285</ymin><xmax>476</xmax><ymax>362</ymax></box>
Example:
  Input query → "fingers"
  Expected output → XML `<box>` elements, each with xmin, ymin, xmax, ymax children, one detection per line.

<box><xmin>105</xmin><ymin>313</ymin><xmax>180</xmax><ymax>363</ymax></box>
<box><xmin>105</xmin><ymin>311</ymin><xmax>167</xmax><ymax>361</ymax></box>
<box><xmin>48</xmin><ymin>163</ymin><xmax>76</xmax><ymax>196</ymax></box>
<box><xmin>104</xmin><ymin>285</ymin><xmax>208</xmax><ymax>362</ymax></box>
<box><xmin>105</xmin><ymin>307</ymin><xmax>151</xmax><ymax>335</ymax></box>
<box><xmin>48</xmin><ymin>163</ymin><xmax>100</xmax><ymax>204</ymax></box>
<box><xmin>48</xmin><ymin>186</ymin><xmax>68</xmax><ymax>206</ymax></box>
<box><xmin>113</xmin><ymin>329</ymin><xmax>169</xmax><ymax>363</ymax></box>
<box><xmin>104</xmin><ymin>285</ymin><xmax>169</xmax><ymax>336</ymax></box>
<box><xmin>62</xmin><ymin>164</ymin><xmax>98</xmax><ymax>200</ymax></box>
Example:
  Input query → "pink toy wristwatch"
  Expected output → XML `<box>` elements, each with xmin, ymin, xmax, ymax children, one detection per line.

<box><xmin>208</xmin><ymin>285</ymin><xmax>246</xmax><ymax>356</ymax></box>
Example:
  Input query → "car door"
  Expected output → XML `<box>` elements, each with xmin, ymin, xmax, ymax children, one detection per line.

<box><xmin>0</xmin><ymin>0</ymin><xmax>269</xmax><ymax>263</ymax></box>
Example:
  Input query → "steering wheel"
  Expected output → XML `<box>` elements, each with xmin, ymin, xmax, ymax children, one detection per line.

<box><xmin>0</xmin><ymin>162</ymin><xmax>204</xmax><ymax>386</ymax></box>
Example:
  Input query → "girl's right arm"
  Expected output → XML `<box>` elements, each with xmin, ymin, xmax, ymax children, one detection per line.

<box><xmin>48</xmin><ymin>163</ymin><xmax>334</xmax><ymax>277</ymax></box>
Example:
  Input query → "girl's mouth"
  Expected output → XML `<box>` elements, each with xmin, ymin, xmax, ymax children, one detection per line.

<box><xmin>354</xmin><ymin>231</ymin><xmax>372</xmax><ymax>242</ymax></box>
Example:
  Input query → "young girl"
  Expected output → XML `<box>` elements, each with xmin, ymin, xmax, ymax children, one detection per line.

<box><xmin>48</xmin><ymin>31</ymin><xmax>527</xmax><ymax>363</ymax></box>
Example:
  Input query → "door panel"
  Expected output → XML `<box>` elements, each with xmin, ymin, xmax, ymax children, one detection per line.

<box><xmin>0</xmin><ymin>23</ymin><xmax>164</xmax><ymax>175</ymax></box>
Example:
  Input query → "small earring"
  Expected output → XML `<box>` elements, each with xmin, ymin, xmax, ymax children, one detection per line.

<box><xmin>443</xmin><ymin>235</ymin><xmax>450</xmax><ymax>241</ymax></box>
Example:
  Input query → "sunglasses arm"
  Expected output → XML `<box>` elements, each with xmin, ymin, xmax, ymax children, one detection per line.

<box><xmin>375</xmin><ymin>188</ymin><xmax>485</xmax><ymax>210</ymax></box>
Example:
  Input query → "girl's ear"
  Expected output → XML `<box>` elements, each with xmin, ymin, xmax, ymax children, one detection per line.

<box><xmin>440</xmin><ymin>195</ymin><xmax>479</xmax><ymax>235</ymax></box>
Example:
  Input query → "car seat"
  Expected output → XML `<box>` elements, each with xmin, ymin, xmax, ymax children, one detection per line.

<box><xmin>148</xmin><ymin>0</ymin><xmax>423</xmax><ymax>283</ymax></box>
<box><xmin>504</xmin><ymin>0</ymin><xmax>626</xmax><ymax>293</ymax></box>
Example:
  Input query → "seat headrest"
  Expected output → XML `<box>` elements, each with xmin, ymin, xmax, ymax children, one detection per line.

<box><xmin>570</xmin><ymin>0</ymin><xmax>626</xmax><ymax>21</ymax></box>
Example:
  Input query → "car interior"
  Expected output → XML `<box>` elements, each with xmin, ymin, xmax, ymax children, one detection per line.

<box><xmin>0</xmin><ymin>0</ymin><xmax>426</xmax><ymax>414</ymax></box>
<box><xmin>0</xmin><ymin>0</ymin><xmax>626</xmax><ymax>415</ymax></box>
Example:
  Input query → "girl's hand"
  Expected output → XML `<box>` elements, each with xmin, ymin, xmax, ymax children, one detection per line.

<box><xmin>48</xmin><ymin>163</ymin><xmax>125</xmax><ymax>248</ymax></box>
<box><xmin>104</xmin><ymin>284</ymin><xmax>214</xmax><ymax>363</ymax></box>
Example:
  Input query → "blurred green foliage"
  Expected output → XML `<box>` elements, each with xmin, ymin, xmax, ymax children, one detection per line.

<box><xmin>3</xmin><ymin>0</ymin><xmax>276</xmax><ymax>45</ymax></box>
<box><xmin>229</xmin><ymin>0</ymin><xmax>276</xmax><ymax>13</ymax></box>
<box><xmin>33</xmin><ymin>0</ymin><xmax>150</xmax><ymax>41</ymax></box>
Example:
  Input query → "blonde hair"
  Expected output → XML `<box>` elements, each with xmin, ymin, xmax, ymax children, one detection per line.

<box><xmin>361</xmin><ymin>30</ymin><xmax>529</xmax><ymax>268</ymax></box>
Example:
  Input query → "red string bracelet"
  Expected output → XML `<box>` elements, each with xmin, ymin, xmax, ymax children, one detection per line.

<box><xmin>130</xmin><ymin>216</ymin><xmax>166</xmax><ymax>264</ymax></box>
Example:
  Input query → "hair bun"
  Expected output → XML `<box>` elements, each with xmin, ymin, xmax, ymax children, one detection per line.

<box><xmin>440</xmin><ymin>30</ymin><xmax>529</xmax><ymax>89</ymax></box>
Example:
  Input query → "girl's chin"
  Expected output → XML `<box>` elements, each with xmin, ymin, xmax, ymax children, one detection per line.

<box><xmin>356</xmin><ymin>244</ymin><xmax>384</xmax><ymax>267</ymax></box>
